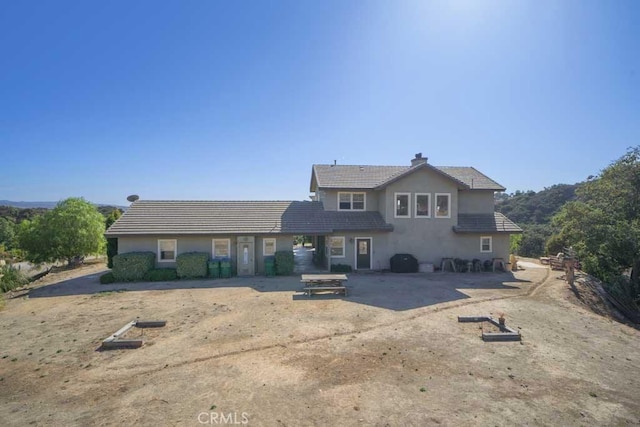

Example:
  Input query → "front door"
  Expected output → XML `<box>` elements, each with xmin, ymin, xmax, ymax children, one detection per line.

<box><xmin>237</xmin><ymin>239</ymin><xmax>255</xmax><ymax>276</ymax></box>
<box><xmin>355</xmin><ymin>238</ymin><xmax>371</xmax><ymax>270</ymax></box>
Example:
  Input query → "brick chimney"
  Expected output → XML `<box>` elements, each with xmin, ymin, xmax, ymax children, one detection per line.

<box><xmin>411</xmin><ymin>153</ymin><xmax>428</xmax><ymax>167</ymax></box>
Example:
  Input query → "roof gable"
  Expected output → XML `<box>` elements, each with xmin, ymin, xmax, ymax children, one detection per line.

<box><xmin>312</xmin><ymin>164</ymin><xmax>407</xmax><ymax>190</ymax></box>
<box><xmin>435</xmin><ymin>167</ymin><xmax>505</xmax><ymax>191</ymax></box>
<box><xmin>311</xmin><ymin>163</ymin><xmax>505</xmax><ymax>191</ymax></box>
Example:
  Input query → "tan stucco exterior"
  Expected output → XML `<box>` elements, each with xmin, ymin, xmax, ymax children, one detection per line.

<box><xmin>112</xmin><ymin>160</ymin><xmax>516</xmax><ymax>275</ymax></box>
<box><xmin>327</xmin><ymin>232</ymin><xmax>510</xmax><ymax>271</ymax></box>
<box><xmin>118</xmin><ymin>234</ymin><xmax>293</xmax><ymax>274</ymax></box>
<box><xmin>324</xmin><ymin>167</ymin><xmax>512</xmax><ymax>269</ymax></box>
<box><xmin>458</xmin><ymin>189</ymin><xmax>496</xmax><ymax>214</ymax></box>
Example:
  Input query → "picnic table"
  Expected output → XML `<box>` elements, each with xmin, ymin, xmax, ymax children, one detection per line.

<box><xmin>300</xmin><ymin>274</ymin><xmax>348</xmax><ymax>296</ymax></box>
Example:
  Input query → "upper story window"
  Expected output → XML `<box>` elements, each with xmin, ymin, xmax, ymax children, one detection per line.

<box><xmin>395</xmin><ymin>193</ymin><xmax>411</xmax><ymax>218</ymax></box>
<box><xmin>158</xmin><ymin>239</ymin><xmax>177</xmax><ymax>262</ymax></box>
<box><xmin>435</xmin><ymin>193</ymin><xmax>451</xmax><ymax>218</ymax></box>
<box><xmin>415</xmin><ymin>193</ymin><xmax>431</xmax><ymax>218</ymax></box>
<box><xmin>263</xmin><ymin>238</ymin><xmax>276</xmax><ymax>256</ymax></box>
<box><xmin>338</xmin><ymin>192</ymin><xmax>365</xmax><ymax>211</ymax></box>
<box><xmin>212</xmin><ymin>239</ymin><xmax>231</xmax><ymax>258</ymax></box>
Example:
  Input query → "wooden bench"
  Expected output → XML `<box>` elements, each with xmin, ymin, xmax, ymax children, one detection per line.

<box><xmin>300</xmin><ymin>274</ymin><xmax>348</xmax><ymax>297</ymax></box>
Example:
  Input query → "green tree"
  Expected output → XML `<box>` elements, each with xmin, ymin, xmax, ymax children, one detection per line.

<box><xmin>550</xmin><ymin>147</ymin><xmax>640</xmax><ymax>310</ymax></box>
<box><xmin>0</xmin><ymin>218</ymin><xmax>16</xmax><ymax>249</ymax></box>
<box><xmin>105</xmin><ymin>209</ymin><xmax>121</xmax><ymax>268</ymax></box>
<box><xmin>518</xmin><ymin>224</ymin><xmax>553</xmax><ymax>257</ymax></box>
<box><xmin>496</xmin><ymin>185</ymin><xmax>578</xmax><ymax>225</ymax></box>
<box><xmin>17</xmin><ymin>217</ymin><xmax>55</xmax><ymax>264</ymax></box>
<box><xmin>17</xmin><ymin>198</ymin><xmax>105</xmax><ymax>266</ymax></box>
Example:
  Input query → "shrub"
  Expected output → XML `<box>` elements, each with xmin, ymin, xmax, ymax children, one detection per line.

<box><xmin>331</xmin><ymin>263</ymin><xmax>352</xmax><ymax>273</ymax></box>
<box><xmin>99</xmin><ymin>272</ymin><xmax>116</xmax><ymax>284</ymax></box>
<box><xmin>106</xmin><ymin>238</ymin><xmax>118</xmax><ymax>269</ymax></box>
<box><xmin>0</xmin><ymin>265</ymin><xmax>28</xmax><ymax>292</ymax></box>
<box><xmin>176</xmin><ymin>252</ymin><xmax>208</xmax><ymax>279</ymax></box>
<box><xmin>112</xmin><ymin>252</ymin><xmax>155</xmax><ymax>281</ymax></box>
<box><xmin>274</xmin><ymin>251</ymin><xmax>294</xmax><ymax>276</ymax></box>
<box><xmin>144</xmin><ymin>268</ymin><xmax>178</xmax><ymax>282</ymax></box>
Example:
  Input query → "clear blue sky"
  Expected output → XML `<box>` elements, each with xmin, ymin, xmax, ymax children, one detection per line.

<box><xmin>1</xmin><ymin>0</ymin><xmax>638</xmax><ymax>205</ymax></box>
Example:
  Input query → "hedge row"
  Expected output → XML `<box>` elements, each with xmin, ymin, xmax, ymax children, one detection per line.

<box><xmin>112</xmin><ymin>252</ymin><xmax>155</xmax><ymax>281</ymax></box>
<box><xmin>176</xmin><ymin>252</ymin><xmax>209</xmax><ymax>278</ymax></box>
<box><xmin>105</xmin><ymin>249</ymin><xmax>296</xmax><ymax>284</ymax></box>
<box><xmin>145</xmin><ymin>268</ymin><xmax>178</xmax><ymax>281</ymax></box>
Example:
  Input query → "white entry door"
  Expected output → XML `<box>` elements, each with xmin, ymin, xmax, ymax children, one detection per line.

<box><xmin>237</xmin><ymin>237</ymin><xmax>255</xmax><ymax>276</ymax></box>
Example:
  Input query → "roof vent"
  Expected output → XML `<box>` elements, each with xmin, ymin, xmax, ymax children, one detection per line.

<box><xmin>411</xmin><ymin>153</ymin><xmax>428</xmax><ymax>167</ymax></box>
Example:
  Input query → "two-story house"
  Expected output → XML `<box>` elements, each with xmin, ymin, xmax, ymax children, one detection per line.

<box><xmin>105</xmin><ymin>154</ymin><xmax>521</xmax><ymax>274</ymax></box>
<box><xmin>310</xmin><ymin>153</ymin><xmax>521</xmax><ymax>271</ymax></box>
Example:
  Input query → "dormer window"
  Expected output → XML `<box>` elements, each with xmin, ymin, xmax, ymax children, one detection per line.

<box><xmin>338</xmin><ymin>192</ymin><xmax>365</xmax><ymax>211</ymax></box>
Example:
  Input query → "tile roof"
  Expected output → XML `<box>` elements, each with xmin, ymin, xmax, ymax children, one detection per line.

<box><xmin>105</xmin><ymin>200</ymin><xmax>393</xmax><ymax>236</ymax></box>
<box><xmin>312</xmin><ymin>164</ymin><xmax>505</xmax><ymax>191</ymax></box>
<box><xmin>312</xmin><ymin>165</ymin><xmax>408</xmax><ymax>189</ymax></box>
<box><xmin>319</xmin><ymin>211</ymin><xmax>394</xmax><ymax>232</ymax></box>
<box><xmin>453</xmin><ymin>213</ymin><xmax>522</xmax><ymax>234</ymax></box>
<box><xmin>435</xmin><ymin>167</ymin><xmax>505</xmax><ymax>190</ymax></box>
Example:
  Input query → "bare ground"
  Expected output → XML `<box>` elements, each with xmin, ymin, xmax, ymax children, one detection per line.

<box><xmin>0</xmin><ymin>260</ymin><xmax>639</xmax><ymax>426</ymax></box>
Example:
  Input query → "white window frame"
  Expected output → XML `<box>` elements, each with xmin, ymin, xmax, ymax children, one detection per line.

<box><xmin>337</xmin><ymin>192</ymin><xmax>366</xmax><ymax>211</ymax></box>
<box><xmin>480</xmin><ymin>236</ymin><xmax>493</xmax><ymax>253</ymax></box>
<box><xmin>415</xmin><ymin>193</ymin><xmax>431</xmax><ymax>218</ymax></box>
<box><xmin>263</xmin><ymin>238</ymin><xmax>276</xmax><ymax>256</ymax></box>
<box><xmin>329</xmin><ymin>236</ymin><xmax>345</xmax><ymax>258</ymax></box>
<box><xmin>212</xmin><ymin>238</ymin><xmax>231</xmax><ymax>258</ymax></box>
<box><xmin>157</xmin><ymin>239</ymin><xmax>177</xmax><ymax>262</ymax></box>
<box><xmin>435</xmin><ymin>193</ymin><xmax>451</xmax><ymax>219</ymax></box>
<box><xmin>394</xmin><ymin>192</ymin><xmax>411</xmax><ymax>218</ymax></box>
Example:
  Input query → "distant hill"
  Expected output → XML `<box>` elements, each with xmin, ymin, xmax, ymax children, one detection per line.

<box><xmin>0</xmin><ymin>200</ymin><xmax>59</xmax><ymax>209</ymax></box>
<box><xmin>0</xmin><ymin>202</ymin><xmax>125</xmax><ymax>223</ymax></box>
<box><xmin>495</xmin><ymin>183</ymin><xmax>580</xmax><ymax>225</ymax></box>
<box><xmin>0</xmin><ymin>200</ymin><xmax>127</xmax><ymax>210</ymax></box>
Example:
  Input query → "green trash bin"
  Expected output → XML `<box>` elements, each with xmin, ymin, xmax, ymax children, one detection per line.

<box><xmin>220</xmin><ymin>258</ymin><xmax>232</xmax><ymax>278</ymax></box>
<box><xmin>264</xmin><ymin>256</ymin><xmax>275</xmax><ymax>277</ymax></box>
<box><xmin>208</xmin><ymin>260</ymin><xmax>220</xmax><ymax>279</ymax></box>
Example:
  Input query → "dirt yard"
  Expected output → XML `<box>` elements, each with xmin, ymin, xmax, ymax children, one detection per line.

<box><xmin>1</xmin><ymin>260</ymin><xmax>639</xmax><ymax>426</ymax></box>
